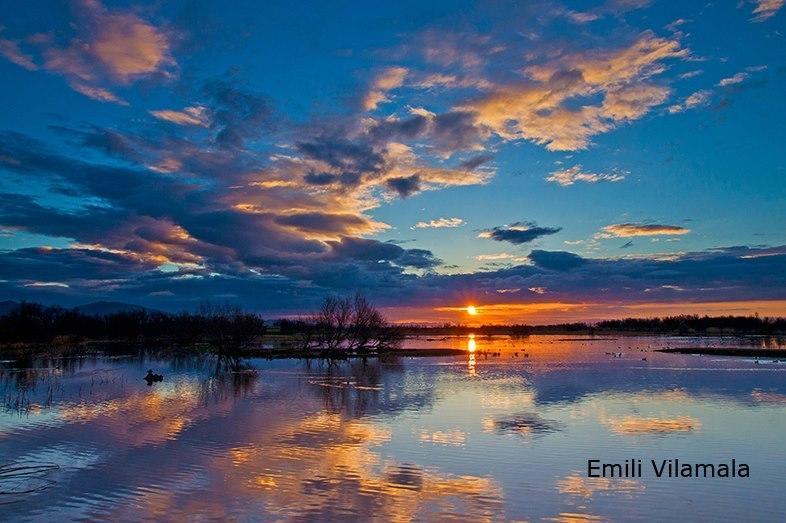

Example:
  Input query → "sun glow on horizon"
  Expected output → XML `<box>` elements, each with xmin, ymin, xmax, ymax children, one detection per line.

<box><xmin>466</xmin><ymin>305</ymin><xmax>478</xmax><ymax>315</ymax></box>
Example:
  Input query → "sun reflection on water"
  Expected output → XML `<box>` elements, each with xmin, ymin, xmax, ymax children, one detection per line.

<box><xmin>467</xmin><ymin>334</ymin><xmax>477</xmax><ymax>376</ymax></box>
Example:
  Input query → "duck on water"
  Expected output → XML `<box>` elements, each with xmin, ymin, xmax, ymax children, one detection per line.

<box><xmin>144</xmin><ymin>369</ymin><xmax>164</xmax><ymax>385</ymax></box>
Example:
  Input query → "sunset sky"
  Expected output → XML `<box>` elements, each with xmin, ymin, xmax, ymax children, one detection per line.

<box><xmin>1</xmin><ymin>0</ymin><xmax>784</xmax><ymax>323</ymax></box>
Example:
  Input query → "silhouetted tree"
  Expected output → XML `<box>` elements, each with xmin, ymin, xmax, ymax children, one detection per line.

<box><xmin>297</xmin><ymin>293</ymin><xmax>402</xmax><ymax>354</ymax></box>
<box><xmin>198</xmin><ymin>303</ymin><xmax>266</xmax><ymax>363</ymax></box>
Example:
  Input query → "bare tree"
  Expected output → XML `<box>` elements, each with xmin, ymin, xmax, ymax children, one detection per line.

<box><xmin>198</xmin><ymin>303</ymin><xmax>265</xmax><ymax>365</ymax></box>
<box><xmin>296</xmin><ymin>293</ymin><xmax>401</xmax><ymax>354</ymax></box>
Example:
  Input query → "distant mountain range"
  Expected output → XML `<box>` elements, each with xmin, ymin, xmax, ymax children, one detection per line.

<box><xmin>0</xmin><ymin>300</ymin><xmax>19</xmax><ymax>315</ymax></box>
<box><xmin>0</xmin><ymin>300</ymin><xmax>156</xmax><ymax>316</ymax></box>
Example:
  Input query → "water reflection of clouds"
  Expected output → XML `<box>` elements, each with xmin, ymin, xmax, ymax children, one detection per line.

<box><xmin>556</xmin><ymin>472</ymin><xmax>644</xmax><ymax>499</ymax></box>
<box><xmin>750</xmin><ymin>390</ymin><xmax>786</xmax><ymax>405</ymax></box>
<box><xmin>55</xmin><ymin>379</ymin><xmax>236</xmax><ymax>447</ymax></box>
<box><xmin>482</xmin><ymin>412</ymin><xmax>563</xmax><ymax>437</ymax></box>
<box><xmin>417</xmin><ymin>429</ymin><xmax>466</xmax><ymax>446</ymax></box>
<box><xmin>143</xmin><ymin>412</ymin><xmax>506</xmax><ymax>521</ymax></box>
<box><xmin>603</xmin><ymin>415</ymin><xmax>701</xmax><ymax>436</ymax></box>
<box><xmin>259</xmin><ymin>416</ymin><xmax>502</xmax><ymax>520</ymax></box>
<box><xmin>544</xmin><ymin>512</ymin><xmax>606</xmax><ymax>522</ymax></box>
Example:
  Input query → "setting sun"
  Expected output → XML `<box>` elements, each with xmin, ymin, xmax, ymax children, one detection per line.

<box><xmin>466</xmin><ymin>305</ymin><xmax>478</xmax><ymax>315</ymax></box>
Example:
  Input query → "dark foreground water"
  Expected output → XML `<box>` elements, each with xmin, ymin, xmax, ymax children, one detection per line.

<box><xmin>2</xmin><ymin>335</ymin><xmax>786</xmax><ymax>522</ymax></box>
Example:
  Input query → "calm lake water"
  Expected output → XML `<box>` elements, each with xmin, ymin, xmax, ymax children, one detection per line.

<box><xmin>2</xmin><ymin>335</ymin><xmax>786</xmax><ymax>521</ymax></box>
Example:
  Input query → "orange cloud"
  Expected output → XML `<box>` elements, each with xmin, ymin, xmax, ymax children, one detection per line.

<box><xmin>90</xmin><ymin>12</ymin><xmax>172</xmax><ymax>82</ymax></box>
<box><xmin>597</xmin><ymin>223</ymin><xmax>690</xmax><ymax>238</ymax></box>
<box><xmin>26</xmin><ymin>0</ymin><xmax>175</xmax><ymax>103</ymax></box>
<box><xmin>150</xmin><ymin>106</ymin><xmax>210</xmax><ymax>126</ymax></box>
<box><xmin>363</xmin><ymin>66</ymin><xmax>408</xmax><ymax>110</ymax></box>
<box><xmin>462</xmin><ymin>32</ymin><xmax>686</xmax><ymax>151</ymax></box>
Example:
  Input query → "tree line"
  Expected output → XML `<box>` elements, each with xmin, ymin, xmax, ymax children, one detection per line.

<box><xmin>0</xmin><ymin>294</ymin><xmax>402</xmax><ymax>355</ymax></box>
<box><xmin>392</xmin><ymin>315</ymin><xmax>786</xmax><ymax>335</ymax></box>
<box><xmin>0</xmin><ymin>302</ymin><xmax>265</xmax><ymax>350</ymax></box>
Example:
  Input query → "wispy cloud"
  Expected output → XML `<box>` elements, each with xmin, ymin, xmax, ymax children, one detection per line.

<box><xmin>667</xmin><ymin>89</ymin><xmax>712</xmax><ymax>113</ymax></box>
<box><xmin>750</xmin><ymin>0</ymin><xmax>784</xmax><ymax>22</ymax></box>
<box><xmin>717</xmin><ymin>72</ymin><xmax>748</xmax><ymax>86</ymax></box>
<box><xmin>0</xmin><ymin>38</ymin><xmax>37</xmax><ymax>70</ymax></box>
<box><xmin>413</xmin><ymin>217</ymin><xmax>464</xmax><ymax>229</ymax></box>
<box><xmin>71</xmin><ymin>84</ymin><xmax>128</xmax><ymax>105</ymax></box>
<box><xmin>546</xmin><ymin>165</ymin><xmax>627</xmax><ymax>186</ymax></box>
<box><xmin>679</xmin><ymin>69</ymin><xmax>703</xmax><ymax>79</ymax></box>
<box><xmin>24</xmin><ymin>281</ymin><xmax>70</xmax><ymax>288</ymax></box>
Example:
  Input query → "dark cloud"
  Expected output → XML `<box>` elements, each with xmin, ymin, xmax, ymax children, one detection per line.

<box><xmin>0</xmin><ymin>192</ymin><xmax>123</xmax><ymax>240</ymax></box>
<box><xmin>304</xmin><ymin>171</ymin><xmax>339</xmax><ymax>185</ymax></box>
<box><xmin>364</xmin><ymin>110</ymin><xmax>488</xmax><ymax>156</ymax></box>
<box><xmin>431</xmin><ymin>111</ymin><xmax>488</xmax><ymax>153</ymax></box>
<box><xmin>0</xmin><ymin>247</ymin><xmax>156</xmax><ymax>281</ymax></box>
<box><xmin>386</xmin><ymin>175</ymin><xmax>421</xmax><ymax>197</ymax></box>
<box><xmin>480</xmin><ymin>221</ymin><xmax>562</xmax><ymax>244</ymax></box>
<box><xmin>368</xmin><ymin>115</ymin><xmax>430</xmax><ymax>142</ymax></box>
<box><xmin>202</xmin><ymin>76</ymin><xmax>274</xmax><ymax>148</ymax></box>
<box><xmin>395</xmin><ymin>248</ymin><xmax>441</xmax><ymax>269</ymax></box>
<box><xmin>326</xmin><ymin>237</ymin><xmax>440</xmax><ymax>269</ymax></box>
<box><xmin>297</xmin><ymin>136</ymin><xmax>384</xmax><ymax>175</ymax></box>
<box><xmin>75</xmin><ymin>127</ymin><xmax>141</xmax><ymax>162</ymax></box>
<box><xmin>0</xmin><ymin>132</ymin><xmax>196</xmax><ymax>217</ymax></box>
<box><xmin>527</xmin><ymin>250</ymin><xmax>586</xmax><ymax>271</ymax></box>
